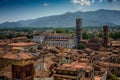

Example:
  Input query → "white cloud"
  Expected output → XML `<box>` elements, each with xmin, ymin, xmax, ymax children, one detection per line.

<box><xmin>43</xmin><ymin>3</ymin><xmax>48</xmax><ymax>7</ymax></box>
<box><xmin>71</xmin><ymin>0</ymin><xmax>95</xmax><ymax>10</ymax></box>
<box><xmin>71</xmin><ymin>0</ymin><xmax>120</xmax><ymax>11</ymax></box>
<box><xmin>99</xmin><ymin>0</ymin><xmax>103</xmax><ymax>3</ymax></box>
<box><xmin>72</xmin><ymin>0</ymin><xmax>91</xmax><ymax>6</ymax></box>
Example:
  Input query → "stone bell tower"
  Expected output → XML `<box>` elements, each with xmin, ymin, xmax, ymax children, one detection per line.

<box><xmin>76</xmin><ymin>18</ymin><xmax>82</xmax><ymax>47</ymax></box>
<box><xmin>103</xmin><ymin>26</ymin><xmax>109</xmax><ymax>47</ymax></box>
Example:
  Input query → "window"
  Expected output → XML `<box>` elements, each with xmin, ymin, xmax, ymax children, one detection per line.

<box><xmin>63</xmin><ymin>71</ymin><xmax>68</xmax><ymax>74</ymax></box>
<box><xmin>26</xmin><ymin>70</ymin><xmax>31</xmax><ymax>77</ymax></box>
<box><xmin>85</xmin><ymin>72</ymin><xmax>90</xmax><ymax>77</ymax></box>
<box><xmin>118</xmin><ymin>67</ymin><xmax>120</xmax><ymax>71</ymax></box>
<box><xmin>111</xmin><ymin>69</ymin><xmax>115</xmax><ymax>73</ymax></box>
<box><xmin>70</xmin><ymin>71</ymin><xmax>74</xmax><ymax>75</ymax></box>
<box><xmin>15</xmin><ymin>71</ymin><xmax>20</xmax><ymax>79</ymax></box>
<box><xmin>66</xmin><ymin>57</ymin><xmax>69</xmax><ymax>59</ymax></box>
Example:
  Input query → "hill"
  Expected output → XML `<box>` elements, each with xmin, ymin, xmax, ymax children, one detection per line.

<box><xmin>0</xmin><ymin>9</ymin><xmax>120</xmax><ymax>28</ymax></box>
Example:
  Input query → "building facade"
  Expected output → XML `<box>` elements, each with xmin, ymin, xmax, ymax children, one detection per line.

<box><xmin>32</xmin><ymin>18</ymin><xmax>83</xmax><ymax>49</ymax></box>
<box><xmin>12</xmin><ymin>63</ymin><xmax>34</xmax><ymax>80</ymax></box>
<box><xmin>32</xmin><ymin>32</ymin><xmax>76</xmax><ymax>48</ymax></box>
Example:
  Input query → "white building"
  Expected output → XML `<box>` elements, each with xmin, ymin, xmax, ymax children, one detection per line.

<box><xmin>32</xmin><ymin>32</ymin><xmax>76</xmax><ymax>48</ymax></box>
<box><xmin>32</xmin><ymin>35</ymin><xmax>44</xmax><ymax>43</ymax></box>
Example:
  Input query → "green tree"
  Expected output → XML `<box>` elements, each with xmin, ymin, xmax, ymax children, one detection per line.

<box><xmin>65</xmin><ymin>29</ymin><xmax>73</xmax><ymax>34</ymax></box>
<box><xmin>109</xmin><ymin>32</ymin><xmax>120</xmax><ymax>39</ymax></box>
<box><xmin>82</xmin><ymin>31</ymin><xmax>95</xmax><ymax>39</ymax></box>
<box><xmin>55</xmin><ymin>28</ymin><xmax>65</xmax><ymax>33</ymax></box>
<box><xmin>83</xmin><ymin>31</ymin><xmax>88</xmax><ymax>39</ymax></box>
<box><xmin>97</xmin><ymin>32</ymin><xmax>103</xmax><ymax>38</ymax></box>
<box><xmin>111</xmin><ymin>74</ymin><xmax>120</xmax><ymax>80</ymax></box>
<box><xmin>78</xmin><ymin>44</ymin><xmax>85</xmax><ymax>49</ymax></box>
<box><xmin>26</xmin><ymin>34</ymin><xmax>33</xmax><ymax>39</ymax></box>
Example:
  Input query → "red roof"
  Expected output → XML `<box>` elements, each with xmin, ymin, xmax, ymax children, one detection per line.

<box><xmin>8</xmin><ymin>42</ymin><xmax>37</xmax><ymax>47</ymax></box>
<box><xmin>2</xmin><ymin>52</ymin><xmax>34</xmax><ymax>60</ymax></box>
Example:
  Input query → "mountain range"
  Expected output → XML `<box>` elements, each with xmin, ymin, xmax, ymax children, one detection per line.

<box><xmin>0</xmin><ymin>9</ymin><xmax>120</xmax><ymax>28</ymax></box>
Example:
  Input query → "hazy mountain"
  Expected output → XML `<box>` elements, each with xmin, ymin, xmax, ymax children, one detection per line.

<box><xmin>0</xmin><ymin>9</ymin><xmax>120</xmax><ymax>28</ymax></box>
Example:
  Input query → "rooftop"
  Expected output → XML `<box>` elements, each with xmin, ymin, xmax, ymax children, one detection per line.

<box><xmin>1</xmin><ymin>52</ymin><xmax>35</xmax><ymax>60</ymax></box>
<box><xmin>12</xmin><ymin>36</ymin><xmax>27</xmax><ymax>40</ymax></box>
<box><xmin>8</xmin><ymin>42</ymin><xmax>37</xmax><ymax>47</ymax></box>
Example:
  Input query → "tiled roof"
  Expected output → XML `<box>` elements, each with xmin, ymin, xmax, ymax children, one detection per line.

<box><xmin>58</xmin><ymin>61</ymin><xmax>93</xmax><ymax>72</ymax></box>
<box><xmin>35</xmin><ymin>71</ymin><xmax>50</xmax><ymax>78</ymax></box>
<box><xmin>94</xmin><ymin>76</ymin><xmax>101</xmax><ymax>80</ymax></box>
<box><xmin>8</xmin><ymin>42</ymin><xmax>37</xmax><ymax>47</ymax></box>
<box><xmin>0</xmin><ymin>42</ymin><xmax>7</xmax><ymax>46</ymax></box>
<box><xmin>95</xmin><ymin>61</ymin><xmax>120</xmax><ymax>68</ymax></box>
<box><xmin>12</xmin><ymin>37</ymin><xmax>27</xmax><ymax>40</ymax></box>
<box><xmin>2</xmin><ymin>52</ymin><xmax>35</xmax><ymax>60</ymax></box>
<box><xmin>3</xmin><ymin>52</ymin><xmax>21</xmax><ymax>60</ymax></box>
<box><xmin>0</xmin><ymin>65</ymin><xmax>12</xmax><ymax>79</ymax></box>
<box><xmin>12</xmin><ymin>47</ymin><xmax>22</xmax><ymax>50</ymax></box>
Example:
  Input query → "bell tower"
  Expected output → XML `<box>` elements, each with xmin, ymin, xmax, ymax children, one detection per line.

<box><xmin>103</xmin><ymin>26</ymin><xmax>109</xmax><ymax>47</ymax></box>
<box><xmin>76</xmin><ymin>18</ymin><xmax>82</xmax><ymax>47</ymax></box>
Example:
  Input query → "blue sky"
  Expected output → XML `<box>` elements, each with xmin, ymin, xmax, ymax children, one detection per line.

<box><xmin>0</xmin><ymin>0</ymin><xmax>120</xmax><ymax>23</ymax></box>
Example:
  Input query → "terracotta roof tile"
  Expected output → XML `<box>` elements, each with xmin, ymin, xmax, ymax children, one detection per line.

<box><xmin>2</xmin><ymin>52</ymin><xmax>34</xmax><ymax>60</ymax></box>
<box><xmin>8</xmin><ymin>42</ymin><xmax>37</xmax><ymax>47</ymax></box>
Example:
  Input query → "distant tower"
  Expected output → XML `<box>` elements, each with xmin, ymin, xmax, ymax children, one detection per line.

<box><xmin>103</xmin><ymin>26</ymin><xmax>109</xmax><ymax>47</ymax></box>
<box><xmin>76</xmin><ymin>18</ymin><xmax>82</xmax><ymax>47</ymax></box>
<box><xmin>12</xmin><ymin>62</ymin><xmax>34</xmax><ymax>80</ymax></box>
